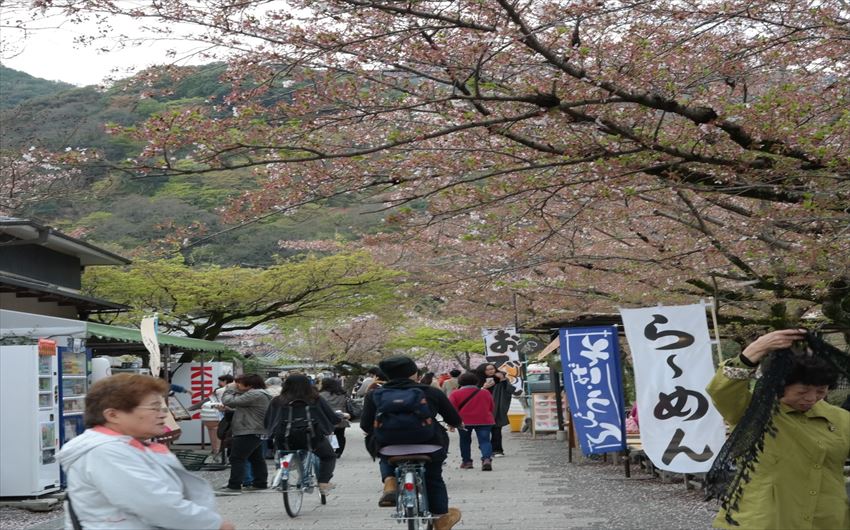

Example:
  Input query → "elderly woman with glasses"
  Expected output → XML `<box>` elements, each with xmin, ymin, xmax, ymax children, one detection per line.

<box><xmin>57</xmin><ymin>374</ymin><xmax>234</xmax><ymax>530</ymax></box>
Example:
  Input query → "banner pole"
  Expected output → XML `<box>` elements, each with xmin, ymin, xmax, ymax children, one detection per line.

<box><xmin>707</xmin><ymin>297</ymin><xmax>724</xmax><ymax>365</ymax></box>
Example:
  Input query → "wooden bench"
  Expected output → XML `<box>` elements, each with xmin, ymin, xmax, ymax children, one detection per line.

<box><xmin>623</xmin><ymin>434</ymin><xmax>707</xmax><ymax>490</ymax></box>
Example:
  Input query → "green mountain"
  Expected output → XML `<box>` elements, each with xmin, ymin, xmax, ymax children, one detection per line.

<box><xmin>0</xmin><ymin>65</ymin><xmax>75</xmax><ymax>110</ymax></box>
<box><xmin>0</xmin><ymin>65</ymin><xmax>386</xmax><ymax>267</ymax></box>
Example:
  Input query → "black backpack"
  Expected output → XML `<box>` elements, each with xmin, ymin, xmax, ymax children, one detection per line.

<box><xmin>372</xmin><ymin>386</ymin><xmax>435</xmax><ymax>445</ymax></box>
<box><xmin>274</xmin><ymin>400</ymin><xmax>320</xmax><ymax>450</ymax></box>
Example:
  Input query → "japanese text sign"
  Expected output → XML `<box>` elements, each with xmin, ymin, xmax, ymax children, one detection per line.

<box><xmin>140</xmin><ymin>315</ymin><xmax>160</xmax><ymax>378</ymax></box>
<box><xmin>620</xmin><ymin>304</ymin><xmax>725</xmax><ymax>472</ymax></box>
<box><xmin>559</xmin><ymin>326</ymin><xmax>626</xmax><ymax>455</ymax></box>
<box><xmin>482</xmin><ymin>327</ymin><xmax>523</xmax><ymax>394</ymax></box>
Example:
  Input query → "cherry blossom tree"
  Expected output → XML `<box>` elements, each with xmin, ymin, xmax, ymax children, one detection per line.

<box><xmin>21</xmin><ymin>0</ymin><xmax>850</xmax><ymax>328</ymax></box>
<box><xmin>0</xmin><ymin>148</ymin><xmax>88</xmax><ymax>215</ymax></box>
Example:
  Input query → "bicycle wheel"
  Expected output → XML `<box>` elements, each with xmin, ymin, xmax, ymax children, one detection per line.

<box><xmin>283</xmin><ymin>454</ymin><xmax>304</xmax><ymax>517</ymax></box>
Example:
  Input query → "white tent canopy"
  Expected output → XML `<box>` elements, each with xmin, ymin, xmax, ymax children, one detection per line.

<box><xmin>0</xmin><ymin>309</ymin><xmax>87</xmax><ymax>339</ymax></box>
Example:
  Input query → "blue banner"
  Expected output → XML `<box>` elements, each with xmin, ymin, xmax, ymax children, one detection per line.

<box><xmin>559</xmin><ymin>326</ymin><xmax>626</xmax><ymax>455</ymax></box>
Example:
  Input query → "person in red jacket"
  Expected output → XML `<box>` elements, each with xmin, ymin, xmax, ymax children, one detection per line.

<box><xmin>449</xmin><ymin>372</ymin><xmax>495</xmax><ymax>471</ymax></box>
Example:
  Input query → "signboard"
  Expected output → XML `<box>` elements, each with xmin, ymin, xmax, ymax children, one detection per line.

<box><xmin>171</xmin><ymin>362</ymin><xmax>233</xmax><ymax>444</ymax></box>
<box><xmin>482</xmin><ymin>327</ymin><xmax>523</xmax><ymax>394</ymax></box>
<box><xmin>38</xmin><ymin>339</ymin><xmax>57</xmax><ymax>356</ymax></box>
<box><xmin>140</xmin><ymin>315</ymin><xmax>160</xmax><ymax>378</ymax></box>
<box><xmin>559</xmin><ymin>326</ymin><xmax>626</xmax><ymax>454</ymax></box>
<box><xmin>620</xmin><ymin>303</ymin><xmax>725</xmax><ymax>472</ymax></box>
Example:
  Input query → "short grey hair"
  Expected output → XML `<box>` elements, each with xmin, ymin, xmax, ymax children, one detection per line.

<box><xmin>265</xmin><ymin>377</ymin><xmax>283</xmax><ymax>386</ymax></box>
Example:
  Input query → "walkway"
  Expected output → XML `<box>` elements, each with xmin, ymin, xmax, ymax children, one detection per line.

<box><xmin>209</xmin><ymin>428</ymin><xmax>715</xmax><ymax>529</ymax></box>
<box><xmin>28</xmin><ymin>428</ymin><xmax>716</xmax><ymax>529</ymax></box>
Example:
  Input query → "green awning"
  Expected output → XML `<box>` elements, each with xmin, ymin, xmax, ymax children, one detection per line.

<box><xmin>86</xmin><ymin>322</ymin><xmax>230</xmax><ymax>353</ymax></box>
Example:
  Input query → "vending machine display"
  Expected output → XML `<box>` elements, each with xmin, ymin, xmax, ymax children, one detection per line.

<box><xmin>58</xmin><ymin>342</ymin><xmax>90</xmax><ymax>444</ymax></box>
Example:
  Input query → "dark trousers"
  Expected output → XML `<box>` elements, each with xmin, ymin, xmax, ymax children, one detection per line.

<box><xmin>333</xmin><ymin>427</ymin><xmax>347</xmax><ymax>457</ymax></box>
<box><xmin>491</xmin><ymin>425</ymin><xmax>504</xmax><ymax>453</ymax></box>
<box><xmin>379</xmin><ymin>448</ymin><xmax>448</xmax><ymax>515</ymax></box>
<box><xmin>311</xmin><ymin>436</ymin><xmax>337</xmax><ymax>483</ymax></box>
<box><xmin>228</xmin><ymin>434</ymin><xmax>267</xmax><ymax>489</ymax></box>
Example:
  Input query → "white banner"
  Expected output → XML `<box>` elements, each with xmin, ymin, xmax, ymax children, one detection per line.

<box><xmin>481</xmin><ymin>327</ymin><xmax>523</xmax><ymax>393</ymax></box>
<box><xmin>620</xmin><ymin>303</ymin><xmax>725</xmax><ymax>473</ymax></box>
<box><xmin>140</xmin><ymin>315</ymin><xmax>160</xmax><ymax>378</ymax></box>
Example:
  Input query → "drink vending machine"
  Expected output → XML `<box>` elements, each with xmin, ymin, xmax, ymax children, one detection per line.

<box><xmin>58</xmin><ymin>339</ymin><xmax>91</xmax><ymax>445</ymax></box>
<box><xmin>0</xmin><ymin>339</ymin><xmax>62</xmax><ymax>496</ymax></box>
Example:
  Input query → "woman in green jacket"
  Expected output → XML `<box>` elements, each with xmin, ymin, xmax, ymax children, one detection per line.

<box><xmin>706</xmin><ymin>329</ymin><xmax>850</xmax><ymax>530</ymax></box>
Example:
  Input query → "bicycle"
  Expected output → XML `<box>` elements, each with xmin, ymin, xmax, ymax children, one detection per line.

<box><xmin>271</xmin><ymin>448</ymin><xmax>327</xmax><ymax>517</ymax></box>
<box><xmin>379</xmin><ymin>444</ymin><xmax>442</xmax><ymax>530</ymax></box>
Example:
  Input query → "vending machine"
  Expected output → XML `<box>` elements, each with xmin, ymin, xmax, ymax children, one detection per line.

<box><xmin>58</xmin><ymin>339</ymin><xmax>91</xmax><ymax>445</ymax></box>
<box><xmin>0</xmin><ymin>339</ymin><xmax>62</xmax><ymax>497</ymax></box>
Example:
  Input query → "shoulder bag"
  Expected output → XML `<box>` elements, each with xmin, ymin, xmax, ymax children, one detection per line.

<box><xmin>455</xmin><ymin>389</ymin><xmax>481</xmax><ymax>411</ymax></box>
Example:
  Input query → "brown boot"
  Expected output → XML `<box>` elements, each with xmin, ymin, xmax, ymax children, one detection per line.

<box><xmin>433</xmin><ymin>507</ymin><xmax>462</xmax><ymax>530</ymax></box>
<box><xmin>378</xmin><ymin>476</ymin><xmax>397</xmax><ymax>507</ymax></box>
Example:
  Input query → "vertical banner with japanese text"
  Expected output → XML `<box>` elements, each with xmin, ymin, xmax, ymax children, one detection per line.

<box><xmin>482</xmin><ymin>327</ymin><xmax>523</xmax><ymax>394</ymax></box>
<box><xmin>140</xmin><ymin>315</ymin><xmax>160</xmax><ymax>378</ymax></box>
<box><xmin>559</xmin><ymin>326</ymin><xmax>626</xmax><ymax>455</ymax></box>
<box><xmin>620</xmin><ymin>304</ymin><xmax>725</xmax><ymax>472</ymax></box>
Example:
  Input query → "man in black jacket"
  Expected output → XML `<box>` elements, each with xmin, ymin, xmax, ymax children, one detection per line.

<box><xmin>360</xmin><ymin>356</ymin><xmax>463</xmax><ymax>530</ymax></box>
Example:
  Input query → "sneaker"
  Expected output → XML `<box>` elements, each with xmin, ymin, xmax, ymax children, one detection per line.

<box><xmin>243</xmin><ymin>485</ymin><xmax>268</xmax><ymax>492</ymax></box>
<box><xmin>434</xmin><ymin>507</ymin><xmax>462</xmax><ymax>530</ymax></box>
<box><xmin>459</xmin><ymin>461</ymin><xmax>474</xmax><ymax>469</ymax></box>
<box><xmin>481</xmin><ymin>458</ymin><xmax>492</xmax><ymax>471</ymax></box>
<box><xmin>215</xmin><ymin>486</ymin><xmax>242</xmax><ymax>496</ymax></box>
<box><xmin>493</xmin><ymin>451</ymin><xmax>505</xmax><ymax>457</ymax></box>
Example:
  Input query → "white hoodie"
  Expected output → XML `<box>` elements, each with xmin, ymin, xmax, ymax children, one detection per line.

<box><xmin>56</xmin><ymin>427</ymin><xmax>222</xmax><ymax>530</ymax></box>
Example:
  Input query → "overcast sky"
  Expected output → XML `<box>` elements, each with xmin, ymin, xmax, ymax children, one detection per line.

<box><xmin>1</xmin><ymin>9</ymin><xmax>213</xmax><ymax>86</ymax></box>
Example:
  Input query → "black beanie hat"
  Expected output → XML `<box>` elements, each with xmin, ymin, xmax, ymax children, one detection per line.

<box><xmin>379</xmin><ymin>356</ymin><xmax>418</xmax><ymax>380</ymax></box>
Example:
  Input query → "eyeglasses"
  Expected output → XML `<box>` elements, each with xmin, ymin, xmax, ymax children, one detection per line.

<box><xmin>137</xmin><ymin>404</ymin><xmax>169</xmax><ymax>414</ymax></box>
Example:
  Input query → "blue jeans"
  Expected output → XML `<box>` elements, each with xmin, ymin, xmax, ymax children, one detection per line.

<box><xmin>458</xmin><ymin>425</ymin><xmax>492</xmax><ymax>463</ymax></box>
<box><xmin>244</xmin><ymin>462</ymin><xmax>253</xmax><ymax>486</ymax></box>
<box><xmin>379</xmin><ymin>447</ymin><xmax>448</xmax><ymax>515</ymax></box>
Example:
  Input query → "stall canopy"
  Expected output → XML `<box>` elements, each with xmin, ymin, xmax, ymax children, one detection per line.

<box><xmin>1</xmin><ymin>309</ymin><xmax>228</xmax><ymax>354</ymax></box>
<box><xmin>86</xmin><ymin>322</ymin><xmax>229</xmax><ymax>353</ymax></box>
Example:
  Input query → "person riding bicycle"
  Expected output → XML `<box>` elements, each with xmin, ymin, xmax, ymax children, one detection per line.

<box><xmin>265</xmin><ymin>373</ymin><xmax>339</xmax><ymax>495</ymax></box>
<box><xmin>359</xmin><ymin>356</ymin><xmax>463</xmax><ymax>530</ymax></box>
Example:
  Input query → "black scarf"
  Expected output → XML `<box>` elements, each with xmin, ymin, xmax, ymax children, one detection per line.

<box><xmin>705</xmin><ymin>333</ymin><xmax>850</xmax><ymax>526</ymax></box>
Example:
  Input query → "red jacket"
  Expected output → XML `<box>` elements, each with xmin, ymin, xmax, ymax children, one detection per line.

<box><xmin>449</xmin><ymin>385</ymin><xmax>495</xmax><ymax>426</ymax></box>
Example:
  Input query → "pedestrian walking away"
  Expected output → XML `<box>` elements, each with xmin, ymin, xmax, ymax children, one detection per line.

<box><xmin>319</xmin><ymin>376</ymin><xmax>354</xmax><ymax>457</ymax></box>
<box><xmin>449</xmin><ymin>371</ymin><xmax>495</xmax><ymax>471</ymax></box>
<box><xmin>442</xmin><ymin>369</ymin><xmax>461</xmax><ymax>397</ymax></box>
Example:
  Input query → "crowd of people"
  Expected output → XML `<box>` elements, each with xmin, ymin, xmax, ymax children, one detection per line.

<box><xmin>56</xmin><ymin>329</ymin><xmax>849</xmax><ymax>530</ymax></box>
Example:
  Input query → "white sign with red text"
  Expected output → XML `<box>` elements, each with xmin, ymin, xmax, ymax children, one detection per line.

<box><xmin>171</xmin><ymin>362</ymin><xmax>233</xmax><ymax>444</ymax></box>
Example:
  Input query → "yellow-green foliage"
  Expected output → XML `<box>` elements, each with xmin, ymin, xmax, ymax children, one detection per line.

<box><xmin>83</xmin><ymin>252</ymin><xmax>401</xmax><ymax>339</ymax></box>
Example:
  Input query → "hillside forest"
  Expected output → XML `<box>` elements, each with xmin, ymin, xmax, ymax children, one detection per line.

<box><xmin>2</xmin><ymin>0</ymin><xmax>848</xmax><ymax>375</ymax></box>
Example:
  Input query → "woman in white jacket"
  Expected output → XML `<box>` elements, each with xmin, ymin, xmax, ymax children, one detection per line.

<box><xmin>57</xmin><ymin>374</ymin><xmax>234</xmax><ymax>530</ymax></box>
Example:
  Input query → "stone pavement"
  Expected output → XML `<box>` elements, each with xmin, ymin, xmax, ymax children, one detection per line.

<box><xmin>29</xmin><ymin>427</ymin><xmax>717</xmax><ymax>530</ymax></box>
<box><xmin>209</xmin><ymin>428</ymin><xmax>716</xmax><ymax>530</ymax></box>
